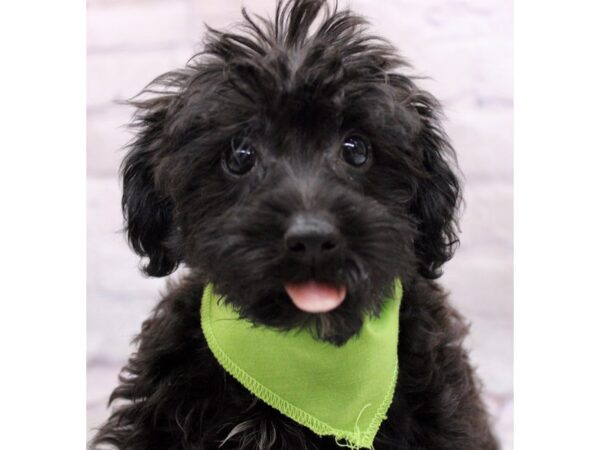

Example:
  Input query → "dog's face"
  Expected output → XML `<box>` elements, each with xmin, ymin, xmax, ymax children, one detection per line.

<box><xmin>122</xmin><ymin>0</ymin><xmax>460</xmax><ymax>345</ymax></box>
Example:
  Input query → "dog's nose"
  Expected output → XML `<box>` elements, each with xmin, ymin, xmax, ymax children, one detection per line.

<box><xmin>285</xmin><ymin>214</ymin><xmax>341</xmax><ymax>263</ymax></box>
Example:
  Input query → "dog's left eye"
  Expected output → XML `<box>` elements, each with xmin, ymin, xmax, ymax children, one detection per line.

<box><xmin>341</xmin><ymin>136</ymin><xmax>370</xmax><ymax>167</ymax></box>
<box><xmin>225</xmin><ymin>138</ymin><xmax>257</xmax><ymax>175</ymax></box>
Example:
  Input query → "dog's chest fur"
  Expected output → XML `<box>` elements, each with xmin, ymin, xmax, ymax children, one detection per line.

<box><xmin>93</xmin><ymin>275</ymin><xmax>497</xmax><ymax>450</ymax></box>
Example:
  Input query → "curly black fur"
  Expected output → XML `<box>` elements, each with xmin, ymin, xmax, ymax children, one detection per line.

<box><xmin>92</xmin><ymin>1</ymin><xmax>498</xmax><ymax>448</ymax></box>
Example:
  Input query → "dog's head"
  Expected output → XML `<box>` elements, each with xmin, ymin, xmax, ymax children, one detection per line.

<box><xmin>121</xmin><ymin>0</ymin><xmax>461</xmax><ymax>345</ymax></box>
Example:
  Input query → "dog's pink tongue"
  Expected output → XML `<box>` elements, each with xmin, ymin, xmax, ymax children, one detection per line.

<box><xmin>284</xmin><ymin>281</ymin><xmax>346</xmax><ymax>313</ymax></box>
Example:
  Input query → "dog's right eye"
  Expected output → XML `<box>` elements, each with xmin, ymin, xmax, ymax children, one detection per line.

<box><xmin>225</xmin><ymin>138</ymin><xmax>257</xmax><ymax>175</ymax></box>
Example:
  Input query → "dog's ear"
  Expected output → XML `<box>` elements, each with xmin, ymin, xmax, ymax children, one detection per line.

<box><xmin>121</xmin><ymin>94</ymin><xmax>181</xmax><ymax>277</ymax></box>
<box><xmin>406</xmin><ymin>90</ymin><xmax>462</xmax><ymax>279</ymax></box>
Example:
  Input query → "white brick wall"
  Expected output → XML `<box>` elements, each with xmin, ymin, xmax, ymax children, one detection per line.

<box><xmin>87</xmin><ymin>1</ymin><xmax>513</xmax><ymax>448</ymax></box>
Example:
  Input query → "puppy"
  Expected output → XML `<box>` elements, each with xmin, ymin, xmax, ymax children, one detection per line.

<box><xmin>92</xmin><ymin>1</ymin><xmax>498</xmax><ymax>448</ymax></box>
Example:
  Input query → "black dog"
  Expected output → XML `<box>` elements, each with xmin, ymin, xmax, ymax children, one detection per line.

<box><xmin>92</xmin><ymin>1</ymin><xmax>498</xmax><ymax>448</ymax></box>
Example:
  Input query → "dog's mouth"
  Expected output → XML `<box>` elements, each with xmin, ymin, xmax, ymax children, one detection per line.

<box><xmin>284</xmin><ymin>281</ymin><xmax>346</xmax><ymax>313</ymax></box>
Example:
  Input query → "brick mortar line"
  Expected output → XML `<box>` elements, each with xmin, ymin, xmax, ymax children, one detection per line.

<box><xmin>87</xmin><ymin>41</ymin><xmax>193</xmax><ymax>56</ymax></box>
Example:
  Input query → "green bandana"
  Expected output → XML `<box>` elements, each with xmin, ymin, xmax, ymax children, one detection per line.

<box><xmin>200</xmin><ymin>280</ymin><xmax>402</xmax><ymax>449</ymax></box>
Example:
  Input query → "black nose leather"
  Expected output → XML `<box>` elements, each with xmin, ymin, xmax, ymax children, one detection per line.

<box><xmin>285</xmin><ymin>214</ymin><xmax>341</xmax><ymax>263</ymax></box>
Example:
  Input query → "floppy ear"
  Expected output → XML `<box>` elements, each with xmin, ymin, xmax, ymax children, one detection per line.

<box><xmin>408</xmin><ymin>91</ymin><xmax>462</xmax><ymax>279</ymax></box>
<box><xmin>121</xmin><ymin>96</ymin><xmax>181</xmax><ymax>277</ymax></box>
